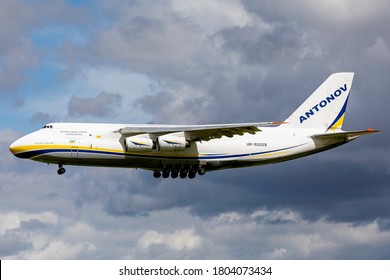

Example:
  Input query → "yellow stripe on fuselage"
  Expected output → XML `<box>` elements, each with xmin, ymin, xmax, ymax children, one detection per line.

<box><xmin>11</xmin><ymin>144</ymin><xmax>122</xmax><ymax>154</ymax></box>
<box><xmin>246</xmin><ymin>150</ymin><xmax>287</xmax><ymax>159</ymax></box>
<box><xmin>11</xmin><ymin>144</ymin><xmax>206</xmax><ymax>158</ymax></box>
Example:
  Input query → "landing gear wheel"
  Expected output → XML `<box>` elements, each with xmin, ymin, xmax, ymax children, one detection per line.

<box><xmin>162</xmin><ymin>169</ymin><xmax>170</xmax><ymax>178</ymax></box>
<box><xmin>179</xmin><ymin>170</ymin><xmax>188</xmax><ymax>178</ymax></box>
<box><xmin>188</xmin><ymin>169</ymin><xmax>196</xmax><ymax>179</ymax></box>
<box><xmin>171</xmin><ymin>169</ymin><xmax>179</xmax><ymax>179</ymax></box>
<box><xmin>57</xmin><ymin>167</ymin><xmax>66</xmax><ymax>175</ymax></box>
<box><xmin>153</xmin><ymin>171</ymin><xmax>161</xmax><ymax>178</ymax></box>
<box><xmin>198</xmin><ymin>167</ymin><xmax>206</xmax><ymax>176</ymax></box>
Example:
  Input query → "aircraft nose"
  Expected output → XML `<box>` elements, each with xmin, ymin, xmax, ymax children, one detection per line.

<box><xmin>9</xmin><ymin>138</ymin><xmax>24</xmax><ymax>158</ymax></box>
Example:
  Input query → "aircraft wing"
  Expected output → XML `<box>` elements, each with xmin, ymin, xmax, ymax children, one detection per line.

<box><xmin>118</xmin><ymin>122</ymin><xmax>283</xmax><ymax>141</ymax></box>
<box><xmin>312</xmin><ymin>128</ymin><xmax>380</xmax><ymax>141</ymax></box>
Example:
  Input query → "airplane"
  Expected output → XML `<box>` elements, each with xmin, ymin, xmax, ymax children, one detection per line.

<box><xmin>9</xmin><ymin>72</ymin><xmax>379</xmax><ymax>179</ymax></box>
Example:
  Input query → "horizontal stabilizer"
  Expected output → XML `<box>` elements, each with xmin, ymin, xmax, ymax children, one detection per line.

<box><xmin>312</xmin><ymin>128</ymin><xmax>380</xmax><ymax>141</ymax></box>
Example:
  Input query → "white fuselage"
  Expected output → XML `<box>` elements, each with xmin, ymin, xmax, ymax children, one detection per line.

<box><xmin>9</xmin><ymin>122</ymin><xmax>342</xmax><ymax>172</ymax></box>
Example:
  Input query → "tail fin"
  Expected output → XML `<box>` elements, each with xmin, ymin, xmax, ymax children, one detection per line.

<box><xmin>284</xmin><ymin>73</ymin><xmax>354</xmax><ymax>131</ymax></box>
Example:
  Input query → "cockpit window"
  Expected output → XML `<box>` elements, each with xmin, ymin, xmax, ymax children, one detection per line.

<box><xmin>42</xmin><ymin>125</ymin><xmax>53</xmax><ymax>129</ymax></box>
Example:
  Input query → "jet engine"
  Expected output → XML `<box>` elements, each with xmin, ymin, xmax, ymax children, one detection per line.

<box><xmin>157</xmin><ymin>135</ymin><xmax>188</xmax><ymax>152</ymax></box>
<box><xmin>124</xmin><ymin>136</ymin><xmax>153</xmax><ymax>152</ymax></box>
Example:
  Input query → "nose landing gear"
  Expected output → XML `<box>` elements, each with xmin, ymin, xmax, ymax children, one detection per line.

<box><xmin>57</xmin><ymin>164</ymin><xmax>66</xmax><ymax>175</ymax></box>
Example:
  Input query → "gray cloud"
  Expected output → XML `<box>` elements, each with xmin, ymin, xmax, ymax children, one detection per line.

<box><xmin>30</xmin><ymin>112</ymin><xmax>55</xmax><ymax>124</ymax></box>
<box><xmin>68</xmin><ymin>92</ymin><xmax>122</xmax><ymax>118</ymax></box>
<box><xmin>135</xmin><ymin>89</ymin><xmax>210</xmax><ymax>124</ymax></box>
<box><xmin>221</xmin><ymin>21</ymin><xmax>312</xmax><ymax>65</ymax></box>
<box><xmin>11</xmin><ymin>96</ymin><xmax>25</xmax><ymax>108</ymax></box>
<box><xmin>0</xmin><ymin>41</ymin><xmax>39</xmax><ymax>93</ymax></box>
<box><xmin>0</xmin><ymin>231</ymin><xmax>32</xmax><ymax>257</ymax></box>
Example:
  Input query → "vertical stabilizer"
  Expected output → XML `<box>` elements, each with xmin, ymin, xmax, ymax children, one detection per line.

<box><xmin>284</xmin><ymin>73</ymin><xmax>354</xmax><ymax>131</ymax></box>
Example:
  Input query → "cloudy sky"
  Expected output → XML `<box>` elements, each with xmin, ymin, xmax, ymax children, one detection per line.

<box><xmin>1</xmin><ymin>0</ymin><xmax>390</xmax><ymax>259</ymax></box>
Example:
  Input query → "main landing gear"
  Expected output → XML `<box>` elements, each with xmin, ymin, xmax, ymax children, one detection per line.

<box><xmin>153</xmin><ymin>166</ymin><xmax>206</xmax><ymax>179</ymax></box>
<box><xmin>57</xmin><ymin>164</ymin><xmax>66</xmax><ymax>175</ymax></box>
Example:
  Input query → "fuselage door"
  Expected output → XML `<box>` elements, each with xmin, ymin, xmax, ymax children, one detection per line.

<box><xmin>71</xmin><ymin>146</ymin><xmax>78</xmax><ymax>159</ymax></box>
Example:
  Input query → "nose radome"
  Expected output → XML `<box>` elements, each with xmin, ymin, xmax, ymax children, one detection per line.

<box><xmin>9</xmin><ymin>140</ymin><xmax>18</xmax><ymax>154</ymax></box>
<box><xmin>9</xmin><ymin>138</ymin><xmax>24</xmax><ymax>158</ymax></box>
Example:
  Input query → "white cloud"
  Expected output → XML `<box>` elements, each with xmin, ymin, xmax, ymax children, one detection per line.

<box><xmin>255</xmin><ymin>0</ymin><xmax>390</xmax><ymax>26</ymax></box>
<box><xmin>171</xmin><ymin>0</ymin><xmax>252</xmax><ymax>34</ymax></box>
<box><xmin>251</xmin><ymin>209</ymin><xmax>301</xmax><ymax>223</ymax></box>
<box><xmin>0</xmin><ymin>211</ymin><xmax>58</xmax><ymax>236</ymax></box>
<box><xmin>138</xmin><ymin>228</ymin><xmax>202</xmax><ymax>251</ymax></box>
<box><xmin>2</xmin><ymin>193</ymin><xmax>390</xmax><ymax>259</ymax></box>
<box><xmin>203</xmin><ymin>210</ymin><xmax>390</xmax><ymax>259</ymax></box>
<box><xmin>306</xmin><ymin>0</ymin><xmax>390</xmax><ymax>24</ymax></box>
<box><xmin>21</xmin><ymin>241</ymin><xmax>96</xmax><ymax>260</ymax></box>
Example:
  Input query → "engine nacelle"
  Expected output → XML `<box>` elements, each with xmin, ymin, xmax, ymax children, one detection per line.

<box><xmin>124</xmin><ymin>136</ymin><xmax>153</xmax><ymax>152</ymax></box>
<box><xmin>157</xmin><ymin>135</ymin><xmax>188</xmax><ymax>152</ymax></box>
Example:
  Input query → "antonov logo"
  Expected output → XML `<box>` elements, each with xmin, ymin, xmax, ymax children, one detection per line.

<box><xmin>299</xmin><ymin>84</ymin><xmax>348</xmax><ymax>123</ymax></box>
